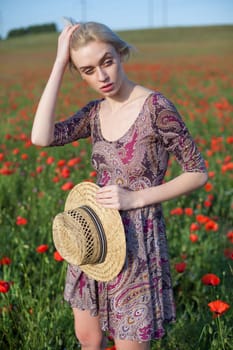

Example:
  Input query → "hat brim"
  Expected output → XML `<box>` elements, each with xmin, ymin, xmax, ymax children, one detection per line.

<box><xmin>53</xmin><ymin>182</ymin><xmax>126</xmax><ymax>282</ymax></box>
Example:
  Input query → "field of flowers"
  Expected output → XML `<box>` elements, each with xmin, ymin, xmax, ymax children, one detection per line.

<box><xmin>0</xmin><ymin>26</ymin><xmax>233</xmax><ymax>349</ymax></box>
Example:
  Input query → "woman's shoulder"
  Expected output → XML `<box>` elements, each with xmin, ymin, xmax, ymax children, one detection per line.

<box><xmin>145</xmin><ymin>90</ymin><xmax>178</xmax><ymax>113</ymax></box>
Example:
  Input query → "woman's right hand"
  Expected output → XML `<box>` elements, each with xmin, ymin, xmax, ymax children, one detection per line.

<box><xmin>56</xmin><ymin>24</ymin><xmax>80</xmax><ymax>68</ymax></box>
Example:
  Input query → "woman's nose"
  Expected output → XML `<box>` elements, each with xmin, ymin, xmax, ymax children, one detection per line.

<box><xmin>97</xmin><ymin>67</ymin><xmax>108</xmax><ymax>81</ymax></box>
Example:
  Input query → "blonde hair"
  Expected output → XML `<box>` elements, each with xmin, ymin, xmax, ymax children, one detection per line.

<box><xmin>65</xmin><ymin>20</ymin><xmax>133</xmax><ymax>71</ymax></box>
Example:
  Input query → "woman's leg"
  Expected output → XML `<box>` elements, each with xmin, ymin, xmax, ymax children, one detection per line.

<box><xmin>72</xmin><ymin>308</ymin><xmax>107</xmax><ymax>350</ymax></box>
<box><xmin>114</xmin><ymin>339</ymin><xmax>150</xmax><ymax>350</ymax></box>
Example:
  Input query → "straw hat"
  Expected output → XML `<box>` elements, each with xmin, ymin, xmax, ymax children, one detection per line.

<box><xmin>52</xmin><ymin>182</ymin><xmax>126</xmax><ymax>281</ymax></box>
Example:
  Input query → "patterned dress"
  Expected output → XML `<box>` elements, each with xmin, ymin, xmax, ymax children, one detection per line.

<box><xmin>51</xmin><ymin>92</ymin><xmax>206</xmax><ymax>341</ymax></box>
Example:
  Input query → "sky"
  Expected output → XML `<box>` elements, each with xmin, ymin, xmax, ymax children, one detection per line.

<box><xmin>0</xmin><ymin>0</ymin><xmax>233</xmax><ymax>39</ymax></box>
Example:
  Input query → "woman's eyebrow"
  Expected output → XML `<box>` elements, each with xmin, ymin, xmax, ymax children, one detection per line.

<box><xmin>79</xmin><ymin>52</ymin><xmax>113</xmax><ymax>70</ymax></box>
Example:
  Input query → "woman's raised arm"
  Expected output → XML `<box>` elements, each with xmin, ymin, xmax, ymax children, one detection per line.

<box><xmin>31</xmin><ymin>25</ymin><xmax>79</xmax><ymax>146</ymax></box>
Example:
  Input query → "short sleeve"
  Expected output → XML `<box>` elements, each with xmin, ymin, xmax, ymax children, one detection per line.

<box><xmin>50</xmin><ymin>100</ymin><xmax>98</xmax><ymax>147</ymax></box>
<box><xmin>151</xmin><ymin>93</ymin><xmax>207</xmax><ymax>173</ymax></box>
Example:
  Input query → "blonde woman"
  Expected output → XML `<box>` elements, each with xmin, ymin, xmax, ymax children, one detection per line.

<box><xmin>31</xmin><ymin>20</ymin><xmax>208</xmax><ymax>350</ymax></box>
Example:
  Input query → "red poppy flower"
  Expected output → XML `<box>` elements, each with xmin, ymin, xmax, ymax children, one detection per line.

<box><xmin>12</xmin><ymin>148</ymin><xmax>20</xmax><ymax>155</ymax></box>
<box><xmin>184</xmin><ymin>208</ymin><xmax>193</xmax><ymax>216</ymax></box>
<box><xmin>53</xmin><ymin>251</ymin><xmax>64</xmax><ymax>262</ymax></box>
<box><xmin>201</xmin><ymin>273</ymin><xmax>220</xmax><ymax>286</ymax></box>
<box><xmin>21</xmin><ymin>153</ymin><xmax>29</xmax><ymax>160</ymax></box>
<box><xmin>57</xmin><ymin>159</ymin><xmax>66</xmax><ymax>167</ymax></box>
<box><xmin>89</xmin><ymin>171</ymin><xmax>97</xmax><ymax>177</ymax></box>
<box><xmin>16</xmin><ymin>216</ymin><xmax>28</xmax><ymax>225</ymax></box>
<box><xmin>36</xmin><ymin>165</ymin><xmax>43</xmax><ymax>173</ymax></box>
<box><xmin>170</xmin><ymin>207</ymin><xmax>183</xmax><ymax>215</ymax></box>
<box><xmin>60</xmin><ymin>167</ymin><xmax>70</xmax><ymax>178</ymax></box>
<box><xmin>52</xmin><ymin>176</ymin><xmax>60</xmax><ymax>183</ymax></box>
<box><xmin>40</xmin><ymin>151</ymin><xmax>48</xmax><ymax>157</ymax></box>
<box><xmin>36</xmin><ymin>244</ymin><xmax>49</xmax><ymax>253</ymax></box>
<box><xmin>205</xmin><ymin>220</ymin><xmax>218</xmax><ymax>232</ymax></box>
<box><xmin>226</xmin><ymin>136</ymin><xmax>233</xmax><ymax>144</ymax></box>
<box><xmin>208</xmin><ymin>300</ymin><xmax>230</xmax><ymax>318</ymax></box>
<box><xmin>0</xmin><ymin>280</ymin><xmax>10</xmax><ymax>293</ymax></box>
<box><xmin>189</xmin><ymin>233</ymin><xmax>199</xmax><ymax>242</ymax></box>
<box><xmin>224</xmin><ymin>248</ymin><xmax>233</xmax><ymax>260</ymax></box>
<box><xmin>190</xmin><ymin>222</ymin><xmax>200</xmax><ymax>232</ymax></box>
<box><xmin>46</xmin><ymin>156</ymin><xmax>55</xmax><ymax>165</ymax></box>
<box><xmin>0</xmin><ymin>256</ymin><xmax>12</xmax><ymax>265</ymax></box>
<box><xmin>175</xmin><ymin>262</ymin><xmax>187</xmax><ymax>273</ymax></box>
<box><xmin>67</xmin><ymin>157</ymin><xmax>81</xmax><ymax>167</ymax></box>
<box><xmin>226</xmin><ymin>231</ymin><xmax>233</xmax><ymax>243</ymax></box>
<box><xmin>204</xmin><ymin>200</ymin><xmax>212</xmax><ymax>208</ymax></box>
<box><xmin>196</xmin><ymin>214</ymin><xmax>209</xmax><ymax>224</ymax></box>
<box><xmin>72</xmin><ymin>141</ymin><xmax>79</xmax><ymax>147</ymax></box>
<box><xmin>61</xmin><ymin>181</ymin><xmax>74</xmax><ymax>191</ymax></box>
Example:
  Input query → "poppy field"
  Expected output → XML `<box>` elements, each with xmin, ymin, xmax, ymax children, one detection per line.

<box><xmin>0</xmin><ymin>26</ymin><xmax>233</xmax><ymax>349</ymax></box>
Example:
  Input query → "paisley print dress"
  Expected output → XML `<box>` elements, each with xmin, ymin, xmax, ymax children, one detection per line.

<box><xmin>51</xmin><ymin>92</ymin><xmax>206</xmax><ymax>341</ymax></box>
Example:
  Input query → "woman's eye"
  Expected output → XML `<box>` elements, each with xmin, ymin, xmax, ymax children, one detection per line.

<box><xmin>85</xmin><ymin>69</ymin><xmax>94</xmax><ymax>75</ymax></box>
<box><xmin>103</xmin><ymin>59</ymin><xmax>113</xmax><ymax>67</ymax></box>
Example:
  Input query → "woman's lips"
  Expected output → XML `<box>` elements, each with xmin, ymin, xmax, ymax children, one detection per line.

<box><xmin>100</xmin><ymin>83</ymin><xmax>114</xmax><ymax>92</ymax></box>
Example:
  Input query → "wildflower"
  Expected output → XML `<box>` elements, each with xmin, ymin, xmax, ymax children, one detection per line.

<box><xmin>184</xmin><ymin>208</ymin><xmax>193</xmax><ymax>216</ymax></box>
<box><xmin>170</xmin><ymin>207</ymin><xmax>183</xmax><ymax>215</ymax></box>
<box><xmin>40</xmin><ymin>151</ymin><xmax>48</xmax><ymax>157</ymax></box>
<box><xmin>205</xmin><ymin>220</ymin><xmax>218</xmax><ymax>232</ymax></box>
<box><xmin>67</xmin><ymin>157</ymin><xmax>81</xmax><ymax>167</ymax></box>
<box><xmin>224</xmin><ymin>248</ymin><xmax>233</xmax><ymax>260</ymax></box>
<box><xmin>226</xmin><ymin>136</ymin><xmax>233</xmax><ymax>144</ymax></box>
<box><xmin>0</xmin><ymin>280</ymin><xmax>10</xmax><ymax>293</ymax></box>
<box><xmin>174</xmin><ymin>262</ymin><xmax>187</xmax><ymax>273</ymax></box>
<box><xmin>204</xmin><ymin>200</ymin><xmax>212</xmax><ymax>208</ymax></box>
<box><xmin>61</xmin><ymin>167</ymin><xmax>70</xmax><ymax>178</ymax></box>
<box><xmin>190</xmin><ymin>222</ymin><xmax>200</xmax><ymax>232</ymax></box>
<box><xmin>57</xmin><ymin>159</ymin><xmax>66</xmax><ymax>167</ymax></box>
<box><xmin>16</xmin><ymin>216</ymin><xmax>28</xmax><ymax>225</ymax></box>
<box><xmin>46</xmin><ymin>156</ymin><xmax>55</xmax><ymax>165</ymax></box>
<box><xmin>208</xmin><ymin>300</ymin><xmax>230</xmax><ymax>318</ymax></box>
<box><xmin>204</xmin><ymin>182</ymin><xmax>213</xmax><ymax>192</ymax></box>
<box><xmin>52</xmin><ymin>176</ymin><xmax>60</xmax><ymax>183</ymax></box>
<box><xmin>12</xmin><ymin>148</ymin><xmax>20</xmax><ymax>155</ymax></box>
<box><xmin>196</xmin><ymin>214</ymin><xmax>209</xmax><ymax>224</ymax></box>
<box><xmin>226</xmin><ymin>231</ymin><xmax>233</xmax><ymax>243</ymax></box>
<box><xmin>0</xmin><ymin>256</ymin><xmax>12</xmax><ymax>265</ymax></box>
<box><xmin>36</xmin><ymin>166</ymin><xmax>43</xmax><ymax>173</ymax></box>
<box><xmin>36</xmin><ymin>244</ymin><xmax>49</xmax><ymax>253</ymax></box>
<box><xmin>189</xmin><ymin>233</ymin><xmax>199</xmax><ymax>242</ymax></box>
<box><xmin>208</xmin><ymin>171</ymin><xmax>215</xmax><ymax>178</ymax></box>
<box><xmin>53</xmin><ymin>251</ymin><xmax>64</xmax><ymax>261</ymax></box>
<box><xmin>201</xmin><ymin>273</ymin><xmax>220</xmax><ymax>286</ymax></box>
<box><xmin>61</xmin><ymin>181</ymin><xmax>74</xmax><ymax>191</ymax></box>
<box><xmin>89</xmin><ymin>171</ymin><xmax>97</xmax><ymax>177</ymax></box>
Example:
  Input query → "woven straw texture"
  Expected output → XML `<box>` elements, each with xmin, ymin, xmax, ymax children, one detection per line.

<box><xmin>53</xmin><ymin>182</ymin><xmax>126</xmax><ymax>281</ymax></box>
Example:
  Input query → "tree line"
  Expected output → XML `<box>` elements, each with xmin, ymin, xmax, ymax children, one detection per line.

<box><xmin>7</xmin><ymin>23</ymin><xmax>57</xmax><ymax>39</ymax></box>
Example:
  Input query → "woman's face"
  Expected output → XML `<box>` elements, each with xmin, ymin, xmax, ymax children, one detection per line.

<box><xmin>71</xmin><ymin>41</ymin><xmax>126</xmax><ymax>97</ymax></box>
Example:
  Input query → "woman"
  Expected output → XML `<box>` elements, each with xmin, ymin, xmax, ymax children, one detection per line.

<box><xmin>31</xmin><ymin>21</ymin><xmax>208</xmax><ymax>350</ymax></box>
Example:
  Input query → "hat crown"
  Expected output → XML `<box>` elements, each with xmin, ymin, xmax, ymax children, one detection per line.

<box><xmin>54</xmin><ymin>206</ymin><xmax>107</xmax><ymax>265</ymax></box>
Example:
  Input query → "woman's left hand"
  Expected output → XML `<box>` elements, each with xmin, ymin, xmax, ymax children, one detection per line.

<box><xmin>96</xmin><ymin>185</ymin><xmax>138</xmax><ymax>210</ymax></box>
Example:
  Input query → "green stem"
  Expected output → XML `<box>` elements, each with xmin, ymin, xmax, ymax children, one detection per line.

<box><xmin>216</xmin><ymin>316</ymin><xmax>225</xmax><ymax>350</ymax></box>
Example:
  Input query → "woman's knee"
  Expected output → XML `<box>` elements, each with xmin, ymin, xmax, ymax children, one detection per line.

<box><xmin>74</xmin><ymin>327</ymin><xmax>103</xmax><ymax>347</ymax></box>
<box><xmin>73</xmin><ymin>308</ymin><xmax>103</xmax><ymax>347</ymax></box>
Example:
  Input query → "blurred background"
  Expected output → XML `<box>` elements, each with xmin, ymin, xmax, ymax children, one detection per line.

<box><xmin>1</xmin><ymin>0</ymin><xmax>233</xmax><ymax>39</ymax></box>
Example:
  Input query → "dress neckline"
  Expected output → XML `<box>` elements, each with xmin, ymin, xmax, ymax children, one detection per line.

<box><xmin>96</xmin><ymin>92</ymin><xmax>154</xmax><ymax>143</ymax></box>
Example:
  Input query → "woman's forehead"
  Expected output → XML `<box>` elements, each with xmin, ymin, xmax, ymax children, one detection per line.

<box><xmin>71</xmin><ymin>41</ymin><xmax>117</xmax><ymax>65</ymax></box>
